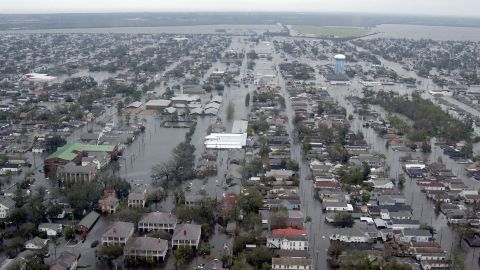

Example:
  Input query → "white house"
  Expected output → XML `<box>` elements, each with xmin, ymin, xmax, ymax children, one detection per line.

<box><xmin>330</xmin><ymin>228</ymin><xmax>369</xmax><ymax>243</ymax></box>
<box><xmin>370</xmin><ymin>179</ymin><xmax>394</xmax><ymax>189</ymax></box>
<box><xmin>267</xmin><ymin>235</ymin><xmax>309</xmax><ymax>251</ymax></box>
<box><xmin>323</xmin><ymin>202</ymin><xmax>353</xmax><ymax>212</ymax></box>
<box><xmin>25</xmin><ymin>237</ymin><xmax>49</xmax><ymax>250</ymax></box>
<box><xmin>39</xmin><ymin>223</ymin><xmax>63</xmax><ymax>237</ymax></box>
<box><xmin>172</xmin><ymin>224</ymin><xmax>201</xmax><ymax>249</ymax></box>
<box><xmin>398</xmin><ymin>229</ymin><xmax>432</xmax><ymax>243</ymax></box>
<box><xmin>267</xmin><ymin>228</ymin><xmax>309</xmax><ymax>251</ymax></box>
<box><xmin>101</xmin><ymin>221</ymin><xmax>134</xmax><ymax>246</ymax></box>
<box><xmin>0</xmin><ymin>196</ymin><xmax>15</xmax><ymax>219</ymax></box>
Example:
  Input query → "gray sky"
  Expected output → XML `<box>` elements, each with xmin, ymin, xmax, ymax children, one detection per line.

<box><xmin>2</xmin><ymin>0</ymin><xmax>479</xmax><ymax>18</ymax></box>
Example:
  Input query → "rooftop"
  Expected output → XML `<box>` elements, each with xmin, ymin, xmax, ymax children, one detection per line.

<box><xmin>47</xmin><ymin>143</ymin><xmax>115</xmax><ymax>161</ymax></box>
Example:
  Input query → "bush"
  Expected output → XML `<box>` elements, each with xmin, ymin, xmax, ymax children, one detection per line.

<box><xmin>90</xmin><ymin>240</ymin><xmax>99</xmax><ymax>248</ymax></box>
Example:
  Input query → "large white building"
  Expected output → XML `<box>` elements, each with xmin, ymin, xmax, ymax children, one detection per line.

<box><xmin>204</xmin><ymin>133</ymin><xmax>247</xmax><ymax>149</ymax></box>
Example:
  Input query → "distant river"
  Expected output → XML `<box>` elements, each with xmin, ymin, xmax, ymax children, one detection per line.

<box><xmin>0</xmin><ymin>24</ymin><xmax>281</xmax><ymax>34</ymax></box>
<box><xmin>365</xmin><ymin>24</ymin><xmax>480</xmax><ymax>41</ymax></box>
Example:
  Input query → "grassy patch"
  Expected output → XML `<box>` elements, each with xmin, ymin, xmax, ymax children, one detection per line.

<box><xmin>293</xmin><ymin>25</ymin><xmax>369</xmax><ymax>38</ymax></box>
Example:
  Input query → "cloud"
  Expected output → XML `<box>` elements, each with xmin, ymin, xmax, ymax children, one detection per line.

<box><xmin>2</xmin><ymin>0</ymin><xmax>479</xmax><ymax>17</ymax></box>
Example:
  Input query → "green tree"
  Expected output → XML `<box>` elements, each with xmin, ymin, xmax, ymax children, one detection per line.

<box><xmin>245</xmin><ymin>93</ymin><xmax>250</xmax><ymax>107</ymax></box>
<box><xmin>173</xmin><ymin>246</ymin><xmax>195</xmax><ymax>269</ymax></box>
<box><xmin>227</xmin><ymin>102</ymin><xmax>235</xmax><ymax>121</ymax></box>
<box><xmin>95</xmin><ymin>245</ymin><xmax>124</xmax><ymax>265</ymax></box>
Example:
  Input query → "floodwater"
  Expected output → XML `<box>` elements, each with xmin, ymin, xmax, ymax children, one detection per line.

<box><xmin>366</xmin><ymin>24</ymin><xmax>480</xmax><ymax>41</ymax></box>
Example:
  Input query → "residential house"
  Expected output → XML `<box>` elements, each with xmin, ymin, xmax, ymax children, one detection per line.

<box><xmin>128</xmin><ymin>191</ymin><xmax>147</xmax><ymax>207</ymax></box>
<box><xmin>138</xmin><ymin>212</ymin><xmax>178</xmax><ymax>233</ymax></box>
<box><xmin>323</xmin><ymin>201</ymin><xmax>353</xmax><ymax>212</ymax></box>
<box><xmin>98</xmin><ymin>189</ymin><xmax>119</xmax><ymax>214</ymax></box>
<box><xmin>398</xmin><ymin>229</ymin><xmax>432</xmax><ymax>243</ymax></box>
<box><xmin>267</xmin><ymin>228</ymin><xmax>309</xmax><ymax>251</ymax></box>
<box><xmin>0</xmin><ymin>195</ymin><xmax>15</xmax><ymax>218</ymax></box>
<box><xmin>124</xmin><ymin>237</ymin><xmax>169</xmax><ymax>261</ymax></box>
<box><xmin>329</xmin><ymin>228</ymin><xmax>370</xmax><ymax>243</ymax></box>
<box><xmin>39</xmin><ymin>223</ymin><xmax>63</xmax><ymax>237</ymax></box>
<box><xmin>172</xmin><ymin>224</ymin><xmax>201</xmax><ymax>249</ymax></box>
<box><xmin>25</xmin><ymin>237</ymin><xmax>49</xmax><ymax>250</ymax></box>
<box><xmin>101</xmin><ymin>221</ymin><xmax>134</xmax><ymax>246</ymax></box>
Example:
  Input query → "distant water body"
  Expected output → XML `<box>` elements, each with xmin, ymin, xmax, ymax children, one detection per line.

<box><xmin>2</xmin><ymin>23</ymin><xmax>480</xmax><ymax>41</ymax></box>
<box><xmin>366</xmin><ymin>24</ymin><xmax>480</xmax><ymax>41</ymax></box>
<box><xmin>0</xmin><ymin>24</ymin><xmax>280</xmax><ymax>35</ymax></box>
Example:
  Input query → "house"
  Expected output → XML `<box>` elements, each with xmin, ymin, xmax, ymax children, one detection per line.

<box><xmin>369</xmin><ymin>179</ymin><xmax>394</xmax><ymax>189</ymax></box>
<box><xmin>323</xmin><ymin>201</ymin><xmax>353</xmax><ymax>212</ymax></box>
<box><xmin>56</xmin><ymin>163</ymin><xmax>97</xmax><ymax>183</ymax></box>
<box><xmin>271</xmin><ymin>257</ymin><xmax>312</xmax><ymax>270</ymax></box>
<box><xmin>98</xmin><ymin>189</ymin><xmax>119</xmax><ymax>214</ymax></box>
<box><xmin>101</xmin><ymin>221</ymin><xmax>135</xmax><ymax>246</ymax></box>
<box><xmin>25</xmin><ymin>236</ymin><xmax>49</xmax><ymax>250</ymax></box>
<box><xmin>124</xmin><ymin>237</ymin><xmax>169</xmax><ymax>261</ymax></box>
<box><xmin>50</xmin><ymin>251</ymin><xmax>79</xmax><ymax>270</ymax></box>
<box><xmin>398</xmin><ymin>229</ymin><xmax>432</xmax><ymax>243</ymax></box>
<box><xmin>265</xmin><ymin>169</ymin><xmax>295</xmax><ymax>181</ymax></box>
<box><xmin>138</xmin><ymin>212</ymin><xmax>177</xmax><ymax>233</ymax></box>
<box><xmin>420</xmin><ymin>259</ymin><xmax>451</xmax><ymax>270</ymax></box>
<box><xmin>351</xmin><ymin>154</ymin><xmax>385</xmax><ymax>168</ymax></box>
<box><xmin>128</xmin><ymin>191</ymin><xmax>147</xmax><ymax>207</ymax></box>
<box><xmin>329</xmin><ymin>228</ymin><xmax>370</xmax><ymax>243</ymax></box>
<box><xmin>76</xmin><ymin>211</ymin><xmax>100</xmax><ymax>234</ymax></box>
<box><xmin>267</xmin><ymin>228</ymin><xmax>308</xmax><ymax>251</ymax></box>
<box><xmin>39</xmin><ymin>223</ymin><xmax>63</xmax><ymax>237</ymax></box>
<box><xmin>390</xmin><ymin>219</ymin><xmax>421</xmax><ymax>230</ymax></box>
<box><xmin>0</xmin><ymin>195</ymin><xmax>15</xmax><ymax>218</ymax></box>
<box><xmin>172</xmin><ymin>224</ymin><xmax>201</xmax><ymax>249</ymax></box>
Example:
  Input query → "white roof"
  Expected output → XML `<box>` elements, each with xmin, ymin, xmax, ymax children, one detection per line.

<box><xmin>145</xmin><ymin>99</ymin><xmax>171</xmax><ymax>107</ymax></box>
<box><xmin>127</xmin><ymin>101</ymin><xmax>143</xmax><ymax>108</ymax></box>
<box><xmin>231</xmin><ymin>120</ymin><xmax>248</xmax><ymax>134</ymax></box>
<box><xmin>205</xmin><ymin>133</ymin><xmax>247</xmax><ymax>149</ymax></box>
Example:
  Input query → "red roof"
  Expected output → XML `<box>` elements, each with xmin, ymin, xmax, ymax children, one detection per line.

<box><xmin>272</xmin><ymin>228</ymin><xmax>305</xmax><ymax>236</ymax></box>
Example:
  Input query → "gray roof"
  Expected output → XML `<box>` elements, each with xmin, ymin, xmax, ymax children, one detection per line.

<box><xmin>77</xmin><ymin>211</ymin><xmax>100</xmax><ymax>230</ymax></box>
<box><xmin>172</xmin><ymin>224</ymin><xmax>201</xmax><ymax>241</ymax></box>
<box><xmin>125</xmin><ymin>237</ymin><xmax>168</xmax><ymax>252</ymax></box>
<box><xmin>26</xmin><ymin>236</ymin><xmax>48</xmax><ymax>247</ymax></box>
<box><xmin>57</xmin><ymin>162</ymin><xmax>94</xmax><ymax>174</ymax></box>
<box><xmin>139</xmin><ymin>212</ymin><xmax>177</xmax><ymax>225</ymax></box>
<box><xmin>403</xmin><ymin>229</ymin><xmax>432</xmax><ymax>237</ymax></box>
<box><xmin>0</xmin><ymin>195</ymin><xmax>15</xmax><ymax>209</ymax></box>
<box><xmin>128</xmin><ymin>192</ymin><xmax>146</xmax><ymax>201</ymax></box>
<box><xmin>103</xmin><ymin>221</ymin><xmax>134</xmax><ymax>238</ymax></box>
<box><xmin>39</xmin><ymin>223</ymin><xmax>62</xmax><ymax>231</ymax></box>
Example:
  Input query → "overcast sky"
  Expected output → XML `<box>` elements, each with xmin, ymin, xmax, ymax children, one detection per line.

<box><xmin>2</xmin><ymin>0</ymin><xmax>479</xmax><ymax>18</ymax></box>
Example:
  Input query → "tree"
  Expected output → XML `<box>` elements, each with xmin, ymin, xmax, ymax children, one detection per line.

<box><xmin>239</xmin><ymin>188</ymin><xmax>263</xmax><ymax>214</ymax></box>
<box><xmin>245</xmin><ymin>246</ymin><xmax>273</xmax><ymax>269</ymax></box>
<box><xmin>227</xmin><ymin>102</ymin><xmax>235</xmax><ymax>121</ymax></box>
<box><xmin>333</xmin><ymin>213</ymin><xmax>354</xmax><ymax>227</ymax></box>
<box><xmin>245</xmin><ymin>93</ymin><xmax>250</xmax><ymax>107</ymax></box>
<box><xmin>44</xmin><ymin>135</ymin><xmax>67</xmax><ymax>154</ymax></box>
<box><xmin>64</xmin><ymin>226</ymin><xmax>75</xmax><ymax>240</ymax></box>
<box><xmin>95</xmin><ymin>245</ymin><xmax>124</xmax><ymax>265</ymax></box>
<box><xmin>173</xmin><ymin>246</ymin><xmax>195</xmax><ymax>269</ymax></box>
<box><xmin>116</xmin><ymin>101</ymin><xmax>124</xmax><ymax>115</ymax></box>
